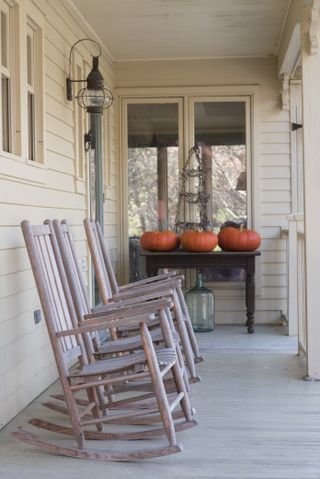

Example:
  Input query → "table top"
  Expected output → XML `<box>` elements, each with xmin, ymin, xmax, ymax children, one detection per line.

<box><xmin>140</xmin><ymin>249</ymin><xmax>261</xmax><ymax>257</ymax></box>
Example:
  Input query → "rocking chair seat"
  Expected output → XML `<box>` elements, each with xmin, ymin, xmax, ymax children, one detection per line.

<box><xmin>97</xmin><ymin>327</ymin><xmax>179</xmax><ymax>354</ymax></box>
<box><xmin>71</xmin><ymin>348</ymin><xmax>177</xmax><ymax>377</ymax></box>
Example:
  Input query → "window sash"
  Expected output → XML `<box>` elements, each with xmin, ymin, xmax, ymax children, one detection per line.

<box><xmin>1</xmin><ymin>74</ymin><xmax>10</xmax><ymax>151</ymax></box>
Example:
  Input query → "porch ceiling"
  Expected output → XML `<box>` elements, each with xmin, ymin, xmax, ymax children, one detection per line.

<box><xmin>71</xmin><ymin>0</ymin><xmax>291</xmax><ymax>61</ymax></box>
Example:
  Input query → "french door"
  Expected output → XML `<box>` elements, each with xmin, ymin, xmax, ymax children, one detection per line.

<box><xmin>121</xmin><ymin>95</ymin><xmax>251</xmax><ymax>282</ymax></box>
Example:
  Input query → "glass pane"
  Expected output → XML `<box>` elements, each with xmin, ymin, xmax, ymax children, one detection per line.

<box><xmin>27</xmin><ymin>92</ymin><xmax>35</xmax><ymax>160</ymax></box>
<box><xmin>194</xmin><ymin>101</ymin><xmax>247</xmax><ymax>231</ymax></box>
<box><xmin>1</xmin><ymin>11</ymin><xmax>8</xmax><ymax>68</ymax></box>
<box><xmin>127</xmin><ymin>102</ymin><xmax>179</xmax><ymax>280</ymax></box>
<box><xmin>1</xmin><ymin>75</ymin><xmax>10</xmax><ymax>152</ymax></box>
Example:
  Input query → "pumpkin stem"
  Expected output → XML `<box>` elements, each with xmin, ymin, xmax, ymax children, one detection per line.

<box><xmin>240</xmin><ymin>223</ymin><xmax>245</xmax><ymax>232</ymax></box>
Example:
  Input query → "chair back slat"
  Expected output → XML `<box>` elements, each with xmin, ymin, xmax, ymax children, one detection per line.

<box><xmin>60</xmin><ymin>221</ymin><xmax>90</xmax><ymax>318</ymax></box>
<box><xmin>95</xmin><ymin>220</ymin><xmax>119</xmax><ymax>295</ymax></box>
<box><xmin>83</xmin><ymin>219</ymin><xmax>117</xmax><ymax>301</ymax></box>
<box><xmin>21</xmin><ymin>221</ymin><xmax>84</xmax><ymax>368</ymax></box>
<box><xmin>52</xmin><ymin>220</ymin><xmax>99</xmax><ymax>352</ymax></box>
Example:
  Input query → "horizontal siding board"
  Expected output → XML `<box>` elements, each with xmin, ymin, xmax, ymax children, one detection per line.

<box><xmin>0</xmin><ymin>308</ymin><xmax>45</xmax><ymax>348</ymax></box>
<box><xmin>0</xmin><ymin>288</ymin><xmax>40</xmax><ymax>323</ymax></box>
<box><xmin>0</xmin><ymin>340</ymin><xmax>54</xmax><ymax>402</ymax></box>
<box><xmin>45</xmin><ymin>95</ymin><xmax>74</xmax><ymax>128</ymax></box>
<box><xmin>46</xmin><ymin>170</ymin><xmax>76</xmax><ymax>192</ymax></box>
<box><xmin>0</xmin><ymin>270</ymin><xmax>34</xmax><ymax>299</ymax></box>
<box><xmin>260</xmin><ymin>227</ymin><xmax>283</xmax><ymax>239</ymax></box>
<box><xmin>260</xmin><ymin>215</ymin><xmax>289</xmax><ymax>227</ymax></box>
<box><xmin>0</xmin><ymin>178</ymin><xmax>86</xmax><ymax>210</ymax></box>
<box><xmin>260</xmin><ymin>154</ymin><xmax>291</xmax><ymax>166</ymax></box>
<box><xmin>260</xmin><ymin>143</ymin><xmax>290</xmax><ymax>155</ymax></box>
<box><xmin>260</xmin><ymin>274</ymin><xmax>287</xmax><ymax>287</ymax></box>
<box><xmin>261</xmin><ymin>166</ymin><xmax>291</xmax><ymax>179</ymax></box>
<box><xmin>261</xmin><ymin>287</ymin><xmax>287</xmax><ymax>299</ymax></box>
<box><xmin>261</xmin><ymin>190</ymin><xmax>291</xmax><ymax>202</ymax></box>
<box><xmin>46</xmin><ymin>112</ymin><xmax>74</xmax><ymax>142</ymax></box>
<box><xmin>46</xmin><ymin>150</ymin><xmax>75</xmax><ymax>175</ymax></box>
<box><xmin>261</xmin><ymin>132</ymin><xmax>290</xmax><ymax>143</ymax></box>
<box><xmin>0</xmin><ymin>323</ymin><xmax>50</xmax><ymax>377</ymax></box>
<box><xmin>261</xmin><ymin>263</ymin><xmax>287</xmax><ymax>275</ymax></box>
<box><xmin>261</xmin><ymin>121</ymin><xmax>290</xmax><ymax>133</ymax></box>
<box><xmin>45</xmin><ymin>76</ymin><xmax>69</xmax><ymax>109</ymax></box>
<box><xmin>261</xmin><ymin>178</ymin><xmax>291</xmax><ymax>191</ymax></box>
<box><xmin>46</xmin><ymin>131</ymin><xmax>74</xmax><ymax>159</ymax></box>
<box><xmin>261</xmin><ymin>203</ymin><xmax>291</xmax><ymax>215</ymax></box>
<box><xmin>0</xmin><ymin>159</ymin><xmax>47</xmax><ymax>185</ymax></box>
<box><xmin>261</xmin><ymin>250</ymin><xmax>287</xmax><ymax>263</ymax></box>
<box><xmin>0</xmin><ymin>361</ymin><xmax>58</xmax><ymax>429</ymax></box>
<box><xmin>0</xmin><ymin>248</ymin><xmax>31</xmax><ymax>276</ymax></box>
<box><xmin>261</xmin><ymin>239</ymin><xmax>287</xmax><ymax>251</ymax></box>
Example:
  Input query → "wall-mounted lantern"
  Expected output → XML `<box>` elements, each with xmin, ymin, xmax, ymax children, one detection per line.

<box><xmin>66</xmin><ymin>38</ymin><xmax>113</xmax><ymax>114</ymax></box>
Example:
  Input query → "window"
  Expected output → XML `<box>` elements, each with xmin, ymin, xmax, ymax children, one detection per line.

<box><xmin>192</xmin><ymin>99</ymin><xmax>249</xmax><ymax>230</ymax></box>
<box><xmin>127</xmin><ymin>101</ymin><xmax>181</xmax><ymax>238</ymax></box>
<box><xmin>26</xmin><ymin>16</ymin><xmax>43</xmax><ymax>163</ymax></box>
<box><xmin>0</xmin><ymin>0</ymin><xmax>19</xmax><ymax>154</ymax></box>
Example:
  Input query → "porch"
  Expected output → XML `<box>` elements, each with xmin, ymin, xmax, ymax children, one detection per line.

<box><xmin>2</xmin><ymin>326</ymin><xmax>320</xmax><ymax>479</ymax></box>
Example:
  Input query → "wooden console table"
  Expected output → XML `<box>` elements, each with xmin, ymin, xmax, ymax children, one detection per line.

<box><xmin>140</xmin><ymin>250</ymin><xmax>261</xmax><ymax>333</ymax></box>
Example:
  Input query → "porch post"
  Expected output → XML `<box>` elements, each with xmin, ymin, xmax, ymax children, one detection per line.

<box><xmin>301</xmin><ymin>0</ymin><xmax>320</xmax><ymax>379</ymax></box>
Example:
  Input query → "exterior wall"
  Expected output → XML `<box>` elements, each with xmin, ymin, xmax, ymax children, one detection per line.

<box><xmin>115</xmin><ymin>57</ymin><xmax>290</xmax><ymax>324</ymax></box>
<box><xmin>0</xmin><ymin>0</ymin><xmax>116</xmax><ymax>428</ymax></box>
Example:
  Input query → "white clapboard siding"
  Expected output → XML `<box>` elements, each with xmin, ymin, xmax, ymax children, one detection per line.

<box><xmin>0</xmin><ymin>0</ymin><xmax>116</xmax><ymax>427</ymax></box>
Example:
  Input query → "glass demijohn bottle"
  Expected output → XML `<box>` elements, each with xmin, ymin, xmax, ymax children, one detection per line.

<box><xmin>185</xmin><ymin>271</ymin><xmax>214</xmax><ymax>332</ymax></box>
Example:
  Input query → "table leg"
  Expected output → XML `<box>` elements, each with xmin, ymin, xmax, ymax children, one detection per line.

<box><xmin>245</xmin><ymin>272</ymin><xmax>255</xmax><ymax>333</ymax></box>
<box><xmin>145</xmin><ymin>258</ymin><xmax>158</xmax><ymax>277</ymax></box>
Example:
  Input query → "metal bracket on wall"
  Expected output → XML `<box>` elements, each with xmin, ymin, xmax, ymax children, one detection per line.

<box><xmin>291</xmin><ymin>122</ymin><xmax>303</xmax><ymax>131</ymax></box>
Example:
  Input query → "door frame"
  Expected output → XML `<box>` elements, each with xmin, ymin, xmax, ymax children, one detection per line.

<box><xmin>116</xmin><ymin>85</ymin><xmax>260</xmax><ymax>285</ymax></box>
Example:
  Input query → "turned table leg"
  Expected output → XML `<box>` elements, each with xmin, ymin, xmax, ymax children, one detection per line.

<box><xmin>245</xmin><ymin>271</ymin><xmax>255</xmax><ymax>333</ymax></box>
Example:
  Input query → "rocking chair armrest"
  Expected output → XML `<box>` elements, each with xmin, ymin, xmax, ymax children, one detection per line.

<box><xmin>84</xmin><ymin>297</ymin><xmax>172</xmax><ymax>322</ymax></box>
<box><xmin>113</xmin><ymin>278</ymin><xmax>182</xmax><ymax>300</ymax></box>
<box><xmin>118</xmin><ymin>271</ymin><xmax>177</xmax><ymax>290</ymax></box>
<box><xmin>56</xmin><ymin>313</ymin><xmax>155</xmax><ymax>338</ymax></box>
<box><xmin>92</xmin><ymin>289</ymin><xmax>175</xmax><ymax>310</ymax></box>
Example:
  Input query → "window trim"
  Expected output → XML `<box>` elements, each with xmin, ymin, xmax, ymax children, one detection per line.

<box><xmin>0</xmin><ymin>0</ymin><xmax>20</xmax><ymax>156</ymax></box>
<box><xmin>25</xmin><ymin>13</ymin><xmax>44</xmax><ymax>164</ymax></box>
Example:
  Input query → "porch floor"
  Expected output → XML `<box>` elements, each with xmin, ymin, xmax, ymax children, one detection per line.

<box><xmin>2</xmin><ymin>325</ymin><xmax>320</xmax><ymax>479</ymax></box>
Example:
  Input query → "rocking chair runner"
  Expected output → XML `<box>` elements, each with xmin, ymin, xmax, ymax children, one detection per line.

<box><xmin>11</xmin><ymin>221</ymin><xmax>197</xmax><ymax>461</ymax></box>
<box><xmin>82</xmin><ymin>219</ymin><xmax>204</xmax><ymax>371</ymax></box>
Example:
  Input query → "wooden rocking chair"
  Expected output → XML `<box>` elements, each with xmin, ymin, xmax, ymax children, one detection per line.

<box><xmin>11</xmin><ymin>221</ymin><xmax>196</xmax><ymax>461</ymax></box>
<box><xmin>82</xmin><ymin>219</ymin><xmax>204</xmax><ymax>370</ymax></box>
<box><xmin>49</xmin><ymin>218</ymin><xmax>193</xmax><ymax>396</ymax></box>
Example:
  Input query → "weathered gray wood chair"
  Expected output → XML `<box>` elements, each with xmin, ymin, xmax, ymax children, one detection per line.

<box><xmin>83</xmin><ymin>219</ymin><xmax>204</xmax><ymax>373</ymax></box>
<box><xmin>50</xmin><ymin>218</ymin><xmax>192</xmax><ymax>395</ymax></box>
<box><xmin>11</xmin><ymin>221</ymin><xmax>196</xmax><ymax>461</ymax></box>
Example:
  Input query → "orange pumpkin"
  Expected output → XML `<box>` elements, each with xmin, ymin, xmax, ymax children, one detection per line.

<box><xmin>218</xmin><ymin>226</ymin><xmax>261</xmax><ymax>252</ymax></box>
<box><xmin>180</xmin><ymin>230</ymin><xmax>218</xmax><ymax>252</ymax></box>
<box><xmin>140</xmin><ymin>231</ymin><xmax>180</xmax><ymax>251</ymax></box>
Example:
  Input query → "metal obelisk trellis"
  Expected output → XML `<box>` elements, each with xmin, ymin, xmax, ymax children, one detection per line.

<box><xmin>175</xmin><ymin>146</ymin><xmax>212</xmax><ymax>232</ymax></box>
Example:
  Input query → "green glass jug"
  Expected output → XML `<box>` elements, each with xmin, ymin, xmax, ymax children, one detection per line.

<box><xmin>185</xmin><ymin>271</ymin><xmax>214</xmax><ymax>332</ymax></box>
